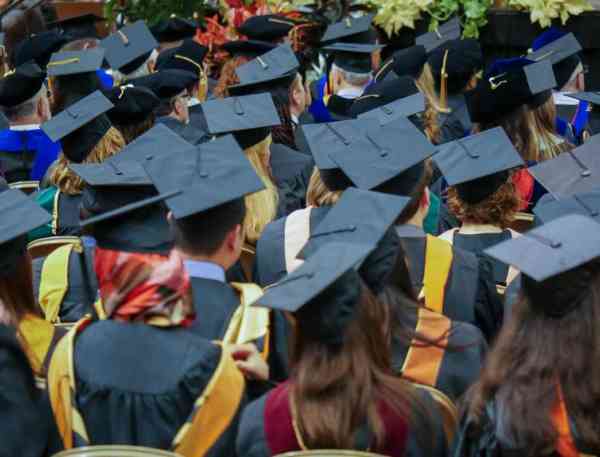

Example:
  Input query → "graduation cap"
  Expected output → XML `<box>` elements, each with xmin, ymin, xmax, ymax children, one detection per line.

<box><xmin>322</xmin><ymin>42</ymin><xmax>383</xmax><ymax>73</ymax></box>
<box><xmin>484</xmin><ymin>214</ymin><xmax>600</xmax><ymax>282</ymax></box>
<box><xmin>46</xmin><ymin>48</ymin><xmax>105</xmax><ymax>77</ymax></box>
<box><xmin>0</xmin><ymin>189</ymin><xmax>51</xmax><ymax>276</ymax></box>
<box><xmin>143</xmin><ymin>134</ymin><xmax>265</xmax><ymax>219</ymax></box>
<box><xmin>13</xmin><ymin>31</ymin><xmax>69</xmax><ymax>69</ymax></box>
<box><xmin>221</xmin><ymin>40</ymin><xmax>278</xmax><ymax>59</ymax></box>
<box><xmin>130</xmin><ymin>69</ymin><xmax>197</xmax><ymax>100</ymax></box>
<box><xmin>330</xmin><ymin>117</ymin><xmax>434</xmax><ymax>194</ymax></box>
<box><xmin>374</xmin><ymin>45</ymin><xmax>427</xmax><ymax>83</ymax></box>
<box><xmin>237</xmin><ymin>14</ymin><xmax>297</xmax><ymax>42</ymax></box>
<box><xmin>428</xmin><ymin>38</ymin><xmax>483</xmax><ymax>93</ymax></box>
<box><xmin>156</xmin><ymin>39</ymin><xmax>207</xmax><ymax>80</ymax></box>
<box><xmin>0</xmin><ymin>63</ymin><xmax>46</xmax><ymax>107</ymax></box>
<box><xmin>234</xmin><ymin>44</ymin><xmax>299</xmax><ymax>86</ymax></box>
<box><xmin>529</xmin><ymin>29</ymin><xmax>582</xmax><ymax>89</ymax></box>
<box><xmin>320</xmin><ymin>14</ymin><xmax>375</xmax><ymax>45</ymax></box>
<box><xmin>533</xmin><ymin>190</ymin><xmax>600</xmax><ymax>224</ymax></box>
<box><xmin>299</xmin><ymin>187</ymin><xmax>410</xmax><ymax>259</ymax></box>
<box><xmin>200</xmin><ymin>93</ymin><xmax>281</xmax><ymax>149</ymax></box>
<box><xmin>528</xmin><ymin>134</ymin><xmax>600</xmax><ymax>197</ymax></box>
<box><xmin>433</xmin><ymin>127</ymin><xmax>525</xmax><ymax>204</ymax></box>
<box><xmin>415</xmin><ymin>16</ymin><xmax>461</xmax><ymax>53</ymax></box>
<box><xmin>69</xmin><ymin>160</ymin><xmax>150</xmax><ymax>187</ymax></box>
<box><xmin>41</xmin><ymin>90</ymin><xmax>113</xmax><ymax>163</ymax></box>
<box><xmin>104</xmin><ymin>85</ymin><xmax>160</xmax><ymax>125</ymax></box>
<box><xmin>150</xmin><ymin>16</ymin><xmax>197</xmax><ymax>43</ymax></box>
<box><xmin>101</xmin><ymin>20</ymin><xmax>158</xmax><ymax>73</ymax></box>
<box><xmin>49</xmin><ymin>13</ymin><xmax>106</xmax><ymax>40</ymax></box>
<box><xmin>350</xmin><ymin>76</ymin><xmax>424</xmax><ymax>122</ymax></box>
<box><xmin>466</xmin><ymin>59</ymin><xmax>557</xmax><ymax>124</ymax></box>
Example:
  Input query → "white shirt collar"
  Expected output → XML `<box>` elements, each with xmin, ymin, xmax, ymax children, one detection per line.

<box><xmin>184</xmin><ymin>260</ymin><xmax>226</xmax><ymax>282</ymax></box>
<box><xmin>10</xmin><ymin>124</ymin><xmax>40</xmax><ymax>131</ymax></box>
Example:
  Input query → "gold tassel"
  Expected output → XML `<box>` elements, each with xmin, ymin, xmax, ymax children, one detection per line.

<box><xmin>439</xmin><ymin>49</ymin><xmax>450</xmax><ymax>113</ymax></box>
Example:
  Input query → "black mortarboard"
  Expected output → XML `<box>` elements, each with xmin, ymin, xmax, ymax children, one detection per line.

<box><xmin>415</xmin><ymin>17</ymin><xmax>461</xmax><ymax>53</ymax></box>
<box><xmin>529</xmin><ymin>29</ymin><xmax>582</xmax><ymax>89</ymax></box>
<box><xmin>528</xmin><ymin>134</ymin><xmax>600</xmax><ymax>197</ymax></box>
<box><xmin>156</xmin><ymin>39</ymin><xmax>207</xmax><ymax>79</ymax></box>
<box><xmin>221</xmin><ymin>40</ymin><xmax>277</xmax><ymax>58</ymax></box>
<box><xmin>41</xmin><ymin>90</ymin><xmax>113</xmax><ymax>163</ymax></box>
<box><xmin>150</xmin><ymin>17</ymin><xmax>196</xmax><ymax>43</ymax></box>
<box><xmin>566</xmin><ymin>92</ymin><xmax>600</xmax><ymax>106</ymax></box>
<box><xmin>144</xmin><ymin>134</ymin><xmax>265</xmax><ymax>219</ymax></box>
<box><xmin>300</xmin><ymin>187</ymin><xmax>409</xmax><ymax>259</ymax></box>
<box><xmin>0</xmin><ymin>63</ymin><xmax>46</xmax><ymax>107</ymax></box>
<box><xmin>533</xmin><ymin>190</ymin><xmax>600</xmax><ymax>224</ymax></box>
<box><xmin>433</xmin><ymin>127</ymin><xmax>524</xmax><ymax>204</ymax></box>
<box><xmin>130</xmin><ymin>69</ymin><xmax>197</xmax><ymax>100</ymax></box>
<box><xmin>374</xmin><ymin>46</ymin><xmax>427</xmax><ymax>83</ymax></box>
<box><xmin>200</xmin><ymin>93</ymin><xmax>281</xmax><ymax>149</ymax></box>
<box><xmin>69</xmin><ymin>160</ymin><xmax>150</xmax><ymax>187</ymax></box>
<box><xmin>466</xmin><ymin>59</ymin><xmax>557</xmax><ymax>124</ymax></box>
<box><xmin>101</xmin><ymin>20</ymin><xmax>158</xmax><ymax>73</ymax></box>
<box><xmin>484</xmin><ymin>214</ymin><xmax>600</xmax><ymax>282</ymax></box>
<box><xmin>428</xmin><ymin>38</ymin><xmax>483</xmax><ymax>93</ymax></box>
<box><xmin>350</xmin><ymin>76</ymin><xmax>423</xmax><ymax>121</ymax></box>
<box><xmin>322</xmin><ymin>42</ymin><xmax>383</xmax><ymax>73</ymax></box>
<box><xmin>117</xmin><ymin>123</ymin><xmax>195</xmax><ymax>163</ymax></box>
<box><xmin>330</xmin><ymin>117</ymin><xmax>434</xmax><ymax>193</ymax></box>
<box><xmin>49</xmin><ymin>13</ymin><xmax>106</xmax><ymax>40</ymax></box>
<box><xmin>237</xmin><ymin>14</ymin><xmax>296</xmax><ymax>42</ymax></box>
<box><xmin>46</xmin><ymin>48</ymin><xmax>105</xmax><ymax>77</ymax></box>
<box><xmin>234</xmin><ymin>43</ymin><xmax>299</xmax><ymax>86</ymax></box>
<box><xmin>320</xmin><ymin>14</ymin><xmax>375</xmax><ymax>45</ymax></box>
<box><xmin>0</xmin><ymin>189</ymin><xmax>51</xmax><ymax>275</ymax></box>
<box><xmin>13</xmin><ymin>31</ymin><xmax>68</xmax><ymax>69</ymax></box>
<box><xmin>104</xmin><ymin>85</ymin><xmax>160</xmax><ymax>125</ymax></box>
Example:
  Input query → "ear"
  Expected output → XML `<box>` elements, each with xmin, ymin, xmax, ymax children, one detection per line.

<box><xmin>36</xmin><ymin>96</ymin><xmax>45</xmax><ymax>118</ymax></box>
<box><xmin>225</xmin><ymin>224</ymin><xmax>244</xmax><ymax>253</ymax></box>
<box><xmin>420</xmin><ymin>187</ymin><xmax>431</xmax><ymax>210</ymax></box>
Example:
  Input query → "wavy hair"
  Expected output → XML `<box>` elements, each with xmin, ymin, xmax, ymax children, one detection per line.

<box><xmin>306</xmin><ymin>168</ymin><xmax>343</xmax><ymax>208</ymax></box>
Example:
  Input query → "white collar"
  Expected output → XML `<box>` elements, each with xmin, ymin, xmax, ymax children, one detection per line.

<box><xmin>553</xmin><ymin>92</ymin><xmax>580</xmax><ymax>106</ymax></box>
<box><xmin>10</xmin><ymin>124</ymin><xmax>40</xmax><ymax>131</ymax></box>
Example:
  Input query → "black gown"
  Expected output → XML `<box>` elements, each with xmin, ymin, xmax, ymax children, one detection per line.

<box><xmin>0</xmin><ymin>324</ymin><xmax>62</xmax><ymax>456</ymax></box>
<box><xmin>269</xmin><ymin>142</ymin><xmax>314</xmax><ymax>212</ymax></box>
<box><xmin>452</xmin><ymin>231</ymin><xmax>513</xmax><ymax>285</ymax></box>
<box><xmin>397</xmin><ymin>225</ymin><xmax>504</xmax><ymax>342</ymax></box>
<box><xmin>68</xmin><ymin>320</ymin><xmax>244</xmax><ymax>455</ymax></box>
<box><xmin>437</xmin><ymin>94</ymin><xmax>472</xmax><ymax>143</ymax></box>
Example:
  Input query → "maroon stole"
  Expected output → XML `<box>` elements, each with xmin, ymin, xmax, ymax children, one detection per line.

<box><xmin>264</xmin><ymin>381</ymin><xmax>409</xmax><ymax>457</ymax></box>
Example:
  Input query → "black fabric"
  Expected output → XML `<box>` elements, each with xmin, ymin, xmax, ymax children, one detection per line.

<box><xmin>326</xmin><ymin>94</ymin><xmax>356</xmax><ymax>121</ymax></box>
<box><xmin>428</xmin><ymin>38</ymin><xmax>482</xmax><ymax>94</ymax></box>
<box><xmin>269</xmin><ymin>142</ymin><xmax>314</xmax><ymax>209</ymax></box>
<box><xmin>437</xmin><ymin>93</ymin><xmax>473</xmax><ymax>138</ymax></box>
<box><xmin>0</xmin><ymin>324</ymin><xmax>62</xmax><ymax>456</ymax></box>
<box><xmin>0</xmin><ymin>148</ymin><xmax>36</xmax><ymax>184</ymax></box>
<box><xmin>391</xmin><ymin>304</ymin><xmax>486</xmax><ymax>401</ymax></box>
<box><xmin>0</xmin><ymin>62</ymin><xmax>46</xmax><ymax>107</ymax></box>
<box><xmin>157</xmin><ymin>116</ymin><xmax>210</xmax><ymax>145</ymax></box>
<box><xmin>56</xmin><ymin>192</ymin><xmax>83</xmax><ymax>236</ymax></box>
<box><xmin>13</xmin><ymin>31</ymin><xmax>68</xmax><ymax>68</ymax></box>
<box><xmin>75</xmin><ymin>320</ymin><xmax>242</xmax><ymax>453</ymax></box>
<box><xmin>237</xmin><ymin>14</ymin><xmax>295</xmax><ymax>42</ymax></box>
<box><xmin>105</xmin><ymin>86</ymin><xmax>160</xmax><ymax>125</ymax></box>
<box><xmin>150</xmin><ymin>17</ymin><xmax>196</xmax><ymax>43</ymax></box>
<box><xmin>453</xmin><ymin>231</ymin><xmax>513</xmax><ymax>285</ymax></box>
<box><xmin>61</xmin><ymin>114</ymin><xmax>112</xmax><ymax>164</ymax></box>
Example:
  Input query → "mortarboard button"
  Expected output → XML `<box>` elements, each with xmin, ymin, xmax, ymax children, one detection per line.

<box><xmin>235</xmin><ymin>43</ymin><xmax>299</xmax><ymax>86</ymax></box>
<box><xmin>534</xmin><ymin>189</ymin><xmax>600</xmax><ymax>224</ymax></box>
<box><xmin>320</xmin><ymin>14</ymin><xmax>375</xmax><ymax>44</ymax></box>
<box><xmin>101</xmin><ymin>20</ymin><xmax>158</xmax><ymax>72</ymax></box>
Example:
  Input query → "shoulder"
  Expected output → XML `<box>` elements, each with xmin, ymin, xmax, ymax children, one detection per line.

<box><xmin>237</xmin><ymin>394</ymin><xmax>270</xmax><ymax>457</ymax></box>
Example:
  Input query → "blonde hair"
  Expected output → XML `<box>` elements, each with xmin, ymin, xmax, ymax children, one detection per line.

<box><xmin>416</xmin><ymin>63</ymin><xmax>444</xmax><ymax>143</ymax></box>
<box><xmin>529</xmin><ymin>96</ymin><xmax>573</xmax><ymax>161</ymax></box>
<box><xmin>50</xmin><ymin>127</ymin><xmax>126</xmax><ymax>195</ymax></box>
<box><xmin>306</xmin><ymin>168</ymin><xmax>342</xmax><ymax>208</ymax></box>
<box><xmin>243</xmin><ymin>135</ymin><xmax>279</xmax><ymax>244</ymax></box>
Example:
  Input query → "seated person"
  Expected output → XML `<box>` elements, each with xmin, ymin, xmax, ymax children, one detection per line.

<box><xmin>455</xmin><ymin>214</ymin><xmax>600</xmax><ymax>456</ymax></box>
<box><xmin>238</xmin><ymin>243</ymin><xmax>450</xmax><ymax>457</ymax></box>
<box><xmin>0</xmin><ymin>63</ymin><xmax>60</xmax><ymax>183</ymax></box>
<box><xmin>104</xmin><ymin>85</ymin><xmax>160</xmax><ymax>144</ymax></box>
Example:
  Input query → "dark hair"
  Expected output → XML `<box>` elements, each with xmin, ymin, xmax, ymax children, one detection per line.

<box><xmin>0</xmin><ymin>251</ymin><xmax>39</xmax><ymax>327</ymax></box>
<box><xmin>271</xmin><ymin>82</ymin><xmax>296</xmax><ymax>149</ymax></box>
<box><xmin>172</xmin><ymin>198</ymin><xmax>246</xmax><ymax>256</ymax></box>
<box><xmin>2</xmin><ymin>6</ymin><xmax>46</xmax><ymax>68</ymax></box>
<box><xmin>467</xmin><ymin>259</ymin><xmax>600</xmax><ymax>455</ymax></box>
<box><xmin>395</xmin><ymin>160</ymin><xmax>433</xmax><ymax>225</ymax></box>
<box><xmin>115</xmin><ymin>115</ymin><xmax>156</xmax><ymax>144</ymax></box>
<box><xmin>291</xmin><ymin>281</ymin><xmax>427</xmax><ymax>452</ymax></box>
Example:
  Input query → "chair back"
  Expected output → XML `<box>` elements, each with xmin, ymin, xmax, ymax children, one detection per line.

<box><xmin>27</xmin><ymin>236</ymin><xmax>82</xmax><ymax>259</ymax></box>
<box><xmin>239</xmin><ymin>244</ymin><xmax>256</xmax><ymax>282</ymax></box>
<box><xmin>274</xmin><ymin>452</ymin><xmax>386</xmax><ymax>457</ymax></box>
<box><xmin>9</xmin><ymin>180</ymin><xmax>39</xmax><ymax>194</ymax></box>
<box><xmin>413</xmin><ymin>383</ymin><xmax>459</xmax><ymax>445</ymax></box>
<box><xmin>508</xmin><ymin>212</ymin><xmax>534</xmax><ymax>233</ymax></box>
<box><xmin>52</xmin><ymin>446</ymin><xmax>180</xmax><ymax>457</ymax></box>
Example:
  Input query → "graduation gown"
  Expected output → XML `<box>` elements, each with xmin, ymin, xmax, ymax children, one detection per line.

<box><xmin>0</xmin><ymin>324</ymin><xmax>62</xmax><ymax>457</ymax></box>
<box><xmin>31</xmin><ymin>187</ymin><xmax>83</xmax><ymax>240</ymax></box>
<box><xmin>398</xmin><ymin>225</ymin><xmax>504</xmax><ymax>342</ymax></box>
<box><xmin>392</xmin><ymin>305</ymin><xmax>486</xmax><ymax>401</ymax></box>
<box><xmin>0</xmin><ymin>127</ymin><xmax>61</xmax><ymax>183</ymax></box>
<box><xmin>269</xmin><ymin>142</ymin><xmax>314</xmax><ymax>214</ymax></box>
<box><xmin>32</xmin><ymin>242</ymin><xmax>98</xmax><ymax>323</ymax></box>
<box><xmin>53</xmin><ymin>320</ymin><xmax>245</xmax><ymax>455</ymax></box>
<box><xmin>307</xmin><ymin>76</ymin><xmax>357</xmax><ymax>123</ymax></box>
<box><xmin>157</xmin><ymin>116</ymin><xmax>210</xmax><ymax>145</ymax></box>
<box><xmin>437</xmin><ymin>94</ymin><xmax>472</xmax><ymax>143</ymax></box>
<box><xmin>236</xmin><ymin>381</ymin><xmax>449</xmax><ymax>457</ymax></box>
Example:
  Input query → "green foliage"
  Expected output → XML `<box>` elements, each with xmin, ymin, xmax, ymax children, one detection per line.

<box><xmin>507</xmin><ymin>0</ymin><xmax>592</xmax><ymax>27</ymax></box>
<box><xmin>105</xmin><ymin>0</ymin><xmax>212</xmax><ymax>25</ymax></box>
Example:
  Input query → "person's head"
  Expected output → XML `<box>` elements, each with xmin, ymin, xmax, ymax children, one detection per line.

<box><xmin>116</xmin><ymin>49</ymin><xmax>158</xmax><ymax>82</ymax></box>
<box><xmin>468</xmin><ymin>258</ymin><xmax>600</xmax><ymax>454</ymax></box>
<box><xmin>0</xmin><ymin>248</ymin><xmax>36</xmax><ymax>327</ymax></box>
<box><xmin>393</xmin><ymin>161</ymin><xmax>433</xmax><ymax>227</ymax></box>
<box><xmin>156</xmin><ymin>90</ymin><xmax>190</xmax><ymax>124</ymax></box>
<box><xmin>170</xmin><ymin>198</ymin><xmax>246</xmax><ymax>270</ymax></box>
<box><xmin>213</xmin><ymin>55</ymin><xmax>251</xmax><ymax>98</ymax></box>
<box><xmin>415</xmin><ymin>63</ymin><xmax>445</xmax><ymax>143</ymax></box>
<box><xmin>50</xmin><ymin>126</ymin><xmax>125</xmax><ymax>195</ymax></box>
<box><xmin>289</xmin><ymin>72</ymin><xmax>310</xmax><ymax>118</ymax></box>
<box><xmin>306</xmin><ymin>168</ymin><xmax>344</xmax><ymax>207</ymax></box>
<box><xmin>428</xmin><ymin>38</ymin><xmax>483</xmax><ymax>98</ymax></box>
<box><xmin>105</xmin><ymin>85</ymin><xmax>160</xmax><ymax>144</ymax></box>
<box><xmin>2</xmin><ymin>84</ymin><xmax>51</xmax><ymax>125</ymax></box>
<box><xmin>330</xmin><ymin>62</ymin><xmax>371</xmax><ymax>93</ymax></box>
<box><xmin>1</xmin><ymin>6</ymin><xmax>46</xmax><ymax>68</ymax></box>
<box><xmin>241</xmin><ymin>135</ymin><xmax>279</xmax><ymax>244</ymax></box>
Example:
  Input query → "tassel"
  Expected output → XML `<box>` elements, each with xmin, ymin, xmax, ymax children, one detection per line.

<box><xmin>439</xmin><ymin>49</ymin><xmax>450</xmax><ymax>113</ymax></box>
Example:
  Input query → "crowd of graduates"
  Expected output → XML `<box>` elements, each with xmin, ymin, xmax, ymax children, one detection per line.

<box><xmin>1</xmin><ymin>3</ymin><xmax>600</xmax><ymax>457</ymax></box>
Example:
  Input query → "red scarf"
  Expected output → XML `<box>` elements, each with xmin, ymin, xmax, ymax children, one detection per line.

<box><xmin>94</xmin><ymin>247</ymin><xmax>194</xmax><ymax>327</ymax></box>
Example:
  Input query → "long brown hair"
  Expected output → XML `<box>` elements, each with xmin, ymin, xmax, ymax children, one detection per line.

<box><xmin>213</xmin><ymin>56</ymin><xmax>251</xmax><ymax>98</ymax></box>
<box><xmin>416</xmin><ymin>63</ymin><xmax>444</xmax><ymax>144</ymax></box>
<box><xmin>291</xmin><ymin>283</ymin><xmax>422</xmax><ymax>452</ymax></box>
<box><xmin>0</xmin><ymin>252</ymin><xmax>39</xmax><ymax>327</ymax></box>
<box><xmin>467</xmin><ymin>260</ymin><xmax>600</xmax><ymax>455</ymax></box>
